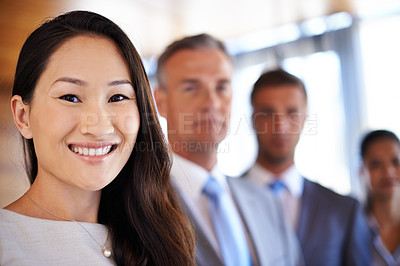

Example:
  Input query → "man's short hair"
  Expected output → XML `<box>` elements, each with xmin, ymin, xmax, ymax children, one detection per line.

<box><xmin>251</xmin><ymin>68</ymin><xmax>307</xmax><ymax>104</ymax></box>
<box><xmin>156</xmin><ymin>33</ymin><xmax>231</xmax><ymax>88</ymax></box>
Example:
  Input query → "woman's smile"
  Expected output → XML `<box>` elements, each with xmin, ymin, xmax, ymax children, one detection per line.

<box><xmin>68</xmin><ymin>143</ymin><xmax>118</xmax><ymax>162</ymax></box>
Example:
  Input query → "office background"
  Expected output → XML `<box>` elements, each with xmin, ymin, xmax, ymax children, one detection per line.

<box><xmin>1</xmin><ymin>0</ymin><xmax>400</xmax><ymax>207</ymax></box>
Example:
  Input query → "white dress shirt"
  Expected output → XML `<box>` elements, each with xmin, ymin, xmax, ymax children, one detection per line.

<box><xmin>171</xmin><ymin>152</ymin><xmax>257</xmax><ymax>263</ymax></box>
<box><xmin>246</xmin><ymin>163</ymin><xmax>304</xmax><ymax>229</ymax></box>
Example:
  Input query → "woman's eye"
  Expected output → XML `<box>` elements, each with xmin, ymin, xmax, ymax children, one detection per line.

<box><xmin>59</xmin><ymin>94</ymin><xmax>80</xmax><ymax>103</ymax></box>
<box><xmin>369</xmin><ymin>160</ymin><xmax>381</xmax><ymax>169</ymax></box>
<box><xmin>109</xmin><ymin>94</ymin><xmax>129</xmax><ymax>102</ymax></box>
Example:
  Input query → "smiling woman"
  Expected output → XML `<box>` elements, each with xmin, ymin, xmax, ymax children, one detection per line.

<box><xmin>0</xmin><ymin>10</ymin><xmax>194</xmax><ymax>265</ymax></box>
<box><xmin>14</xmin><ymin>35</ymin><xmax>140</xmax><ymax>192</ymax></box>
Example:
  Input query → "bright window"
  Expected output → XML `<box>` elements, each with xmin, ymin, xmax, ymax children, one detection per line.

<box><xmin>359</xmin><ymin>15</ymin><xmax>400</xmax><ymax>137</ymax></box>
<box><xmin>283</xmin><ymin>51</ymin><xmax>350</xmax><ymax>194</ymax></box>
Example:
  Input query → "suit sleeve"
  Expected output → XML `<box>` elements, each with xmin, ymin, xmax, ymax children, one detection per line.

<box><xmin>344</xmin><ymin>200</ymin><xmax>372</xmax><ymax>266</ymax></box>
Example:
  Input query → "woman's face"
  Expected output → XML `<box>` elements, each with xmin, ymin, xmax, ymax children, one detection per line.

<box><xmin>18</xmin><ymin>35</ymin><xmax>140</xmax><ymax>191</ymax></box>
<box><xmin>363</xmin><ymin>139</ymin><xmax>400</xmax><ymax>200</ymax></box>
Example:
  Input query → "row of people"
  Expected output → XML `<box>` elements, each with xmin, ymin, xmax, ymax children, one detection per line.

<box><xmin>153</xmin><ymin>33</ymin><xmax>300</xmax><ymax>265</ymax></box>
<box><xmin>1</xmin><ymin>10</ymin><xmax>399</xmax><ymax>266</ymax></box>
<box><xmin>153</xmin><ymin>33</ymin><xmax>386</xmax><ymax>265</ymax></box>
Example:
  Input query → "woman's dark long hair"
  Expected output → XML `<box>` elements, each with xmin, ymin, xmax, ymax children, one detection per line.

<box><xmin>12</xmin><ymin>10</ymin><xmax>194</xmax><ymax>265</ymax></box>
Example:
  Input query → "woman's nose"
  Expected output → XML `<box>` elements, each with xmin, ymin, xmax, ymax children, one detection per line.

<box><xmin>80</xmin><ymin>105</ymin><xmax>115</xmax><ymax>137</ymax></box>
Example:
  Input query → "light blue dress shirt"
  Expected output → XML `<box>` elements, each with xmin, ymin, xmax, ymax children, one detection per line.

<box><xmin>368</xmin><ymin>214</ymin><xmax>400</xmax><ymax>266</ymax></box>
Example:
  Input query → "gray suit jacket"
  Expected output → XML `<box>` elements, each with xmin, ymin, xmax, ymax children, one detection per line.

<box><xmin>175</xmin><ymin>177</ymin><xmax>301</xmax><ymax>266</ymax></box>
<box><xmin>297</xmin><ymin>178</ymin><xmax>372</xmax><ymax>266</ymax></box>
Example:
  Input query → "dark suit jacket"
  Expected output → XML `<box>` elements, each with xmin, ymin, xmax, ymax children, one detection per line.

<box><xmin>174</xmin><ymin>177</ymin><xmax>301</xmax><ymax>266</ymax></box>
<box><xmin>297</xmin><ymin>178</ymin><xmax>372</xmax><ymax>266</ymax></box>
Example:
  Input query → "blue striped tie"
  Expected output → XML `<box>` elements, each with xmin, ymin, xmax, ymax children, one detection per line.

<box><xmin>202</xmin><ymin>176</ymin><xmax>251</xmax><ymax>266</ymax></box>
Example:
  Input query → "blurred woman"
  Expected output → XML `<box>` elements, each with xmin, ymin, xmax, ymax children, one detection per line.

<box><xmin>0</xmin><ymin>10</ymin><xmax>194</xmax><ymax>265</ymax></box>
<box><xmin>361</xmin><ymin>129</ymin><xmax>400</xmax><ymax>266</ymax></box>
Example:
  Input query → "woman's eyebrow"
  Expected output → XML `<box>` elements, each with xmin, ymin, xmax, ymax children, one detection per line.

<box><xmin>108</xmin><ymin>79</ymin><xmax>133</xmax><ymax>86</ymax></box>
<box><xmin>53</xmin><ymin>77</ymin><xmax>87</xmax><ymax>86</ymax></box>
<box><xmin>52</xmin><ymin>77</ymin><xmax>133</xmax><ymax>87</ymax></box>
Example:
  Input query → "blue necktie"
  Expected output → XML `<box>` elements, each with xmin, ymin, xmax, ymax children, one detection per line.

<box><xmin>202</xmin><ymin>177</ymin><xmax>251</xmax><ymax>266</ymax></box>
<box><xmin>268</xmin><ymin>180</ymin><xmax>286</xmax><ymax>195</ymax></box>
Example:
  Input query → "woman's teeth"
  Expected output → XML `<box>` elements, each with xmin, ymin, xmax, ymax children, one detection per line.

<box><xmin>72</xmin><ymin>145</ymin><xmax>113</xmax><ymax>156</ymax></box>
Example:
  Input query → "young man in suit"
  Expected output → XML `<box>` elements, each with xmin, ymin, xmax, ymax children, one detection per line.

<box><xmin>245</xmin><ymin>68</ymin><xmax>371</xmax><ymax>266</ymax></box>
<box><xmin>154</xmin><ymin>34</ymin><xmax>300</xmax><ymax>266</ymax></box>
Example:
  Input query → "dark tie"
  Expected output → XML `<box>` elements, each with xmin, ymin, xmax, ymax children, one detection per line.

<box><xmin>202</xmin><ymin>176</ymin><xmax>251</xmax><ymax>266</ymax></box>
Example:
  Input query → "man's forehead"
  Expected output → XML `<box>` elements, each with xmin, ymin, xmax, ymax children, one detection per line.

<box><xmin>165</xmin><ymin>49</ymin><xmax>231</xmax><ymax>68</ymax></box>
<box><xmin>254</xmin><ymin>86</ymin><xmax>306</xmax><ymax>102</ymax></box>
<box><xmin>164</xmin><ymin>54</ymin><xmax>232</xmax><ymax>85</ymax></box>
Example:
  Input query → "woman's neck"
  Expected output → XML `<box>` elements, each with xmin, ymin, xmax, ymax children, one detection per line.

<box><xmin>10</xmin><ymin>177</ymin><xmax>101</xmax><ymax>223</ymax></box>
<box><xmin>372</xmin><ymin>195</ymin><xmax>400</xmax><ymax>253</ymax></box>
<box><xmin>372</xmin><ymin>194</ymin><xmax>400</xmax><ymax>227</ymax></box>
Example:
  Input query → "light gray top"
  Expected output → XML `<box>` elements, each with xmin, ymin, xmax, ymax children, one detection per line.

<box><xmin>0</xmin><ymin>208</ymin><xmax>115</xmax><ymax>266</ymax></box>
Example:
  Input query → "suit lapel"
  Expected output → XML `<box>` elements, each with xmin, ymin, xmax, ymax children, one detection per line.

<box><xmin>297</xmin><ymin>179</ymin><xmax>321</xmax><ymax>257</ymax></box>
<box><xmin>228</xmin><ymin>177</ymin><xmax>289</xmax><ymax>266</ymax></box>
<box><xmin>173</xmin><ymin>182</ymin><xmax>223</xmax><ymax>266</ymax></box>
<box><xmin>297</xmin><ymin>178</ymin><xmax>309</xmax><ymax>240</ymax></box>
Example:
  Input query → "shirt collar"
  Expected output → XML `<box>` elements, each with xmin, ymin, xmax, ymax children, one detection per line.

<box><xmin>367</xmin><ymin>213</ymin><xmax>380</xmax><ymax>236</ymax></box>
<box><xmin>170</xmin><ymin>152</ymin><xmax>228</xmax><ymax>201</ymax></box>
<box><xmin>247</xmin><ymin>162</ymin><xmax>304</xmax><ymax>197</ymax></box>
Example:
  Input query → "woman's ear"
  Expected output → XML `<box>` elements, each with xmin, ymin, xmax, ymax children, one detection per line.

<box><xmin>11</xmin><ymin>95</ymin><xmax>33</xmax><ymax>139</ymax></box>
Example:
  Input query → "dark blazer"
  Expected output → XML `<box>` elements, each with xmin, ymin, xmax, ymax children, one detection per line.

<box><xmin>175</xmin><ymin>177</ymin><xmax>301</xmax><ymax>266</ymax></box>
<box><xmin>297</xmin><ymin>178</ymin><xmax>372</xmax><ymax>266</ymax></box>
